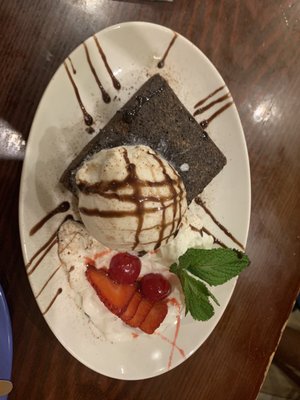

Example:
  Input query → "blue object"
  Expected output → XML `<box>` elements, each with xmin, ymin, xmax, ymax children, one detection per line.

<box><xmin>0</xmin><ymin>285</ymin><xmax>13</xmax><ymax>400</ymax></box>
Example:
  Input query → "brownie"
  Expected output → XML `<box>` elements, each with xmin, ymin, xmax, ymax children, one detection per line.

<box><xmin>60</xmin><ymin>74</ymin><xmax>226</xmax><ymax>203</ymax></box>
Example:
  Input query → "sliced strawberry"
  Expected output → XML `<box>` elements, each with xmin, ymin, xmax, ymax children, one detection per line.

<box><xmin>127</xmin><ymin>298</ymin><xmax>153</xmax><ymax>328</ymax></box>
<box><xmin>140</xmin><ymin>301</ymin><xmax>168</xmax><ymax>334</ymax></box>
<box><xmin>86</xmin><ymin>265</ymin><xmax>136</xmax><ymax>316</ymax></box>
<box><xmin>120</xmin><ymin>291</ymin><xmax>142</xmax><ymax>322</ymax></box>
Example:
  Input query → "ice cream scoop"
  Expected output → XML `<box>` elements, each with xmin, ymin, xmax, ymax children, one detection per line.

<box><xmin>76</xmin><ymin>145</ymin><xmax>187</xmax><ymax>252</ymax></box>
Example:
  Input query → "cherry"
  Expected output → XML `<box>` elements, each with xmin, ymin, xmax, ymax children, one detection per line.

<box><xmin>140</xmin><ymin>273</ymin><xmax>171</xmax><ymax>302</ymax></box>
<box><xmin>108</xmin><ymin>252</ymin><xmax>141</xmax><ymax>284</ymax></box>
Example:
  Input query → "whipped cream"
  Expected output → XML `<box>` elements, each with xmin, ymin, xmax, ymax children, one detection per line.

<box><xmin>58</xmin><ymin>219</ymin><xmax>184</xmax><ymax>342</ymax></box>
<box><xmin>76</xmin><ymin>145</ymin><xmax>188</xmax><ymax>252</ymax></box>
<box><xmin>58</xmin><ymin>206</ymin><xmax>213</xmax><ymax>342</ymax></box>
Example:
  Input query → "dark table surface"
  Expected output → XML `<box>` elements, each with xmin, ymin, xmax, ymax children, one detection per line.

<box><xmin>1</xmin><ymin>1</ymin><xmax>300</xmax><ymax>399</ymax></box>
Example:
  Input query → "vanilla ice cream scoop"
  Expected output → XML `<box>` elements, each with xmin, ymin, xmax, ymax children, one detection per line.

<box><xmin>76</xmin><ymin>145</ymin><xmax>187</xmax><ymax>252</ymax></box>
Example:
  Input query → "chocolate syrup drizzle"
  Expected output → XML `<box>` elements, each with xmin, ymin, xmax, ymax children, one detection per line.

<box><xmin>194</xmin><ymin>85</ymin><xmax>225</xmax><ymax>109</ymax></box>
<box><xmin>190</xmin><ymin>224</ymin><xmax>227</xmax><ymax>248</ymax></box>
<box><xmin>193</xmin><ymin>93</ymin><xmax>231</xmax><ymax>117</ymax></box>
<box><xmin>193</xmin><ymin>86</ymin><xmax>233</xmax><ymax>129</ymax></box>
<box><xmin>78</xmin><ymin>148</ymin><xmax>184</xmax><ymax>250</ymax></box>
<box><xmin>93</xmin><ymin>35</ymin><xmax>121</xmax><ymax>90</ymax></box>
<box><xmin>83</xmin><ymin>42</ymin><xmax>111</xmax><ymax>104</ymax></box>
<box><xmin>42</xmin><ymin>288</ymin><xmax>62</xmax><ymax>315</ymax></box>
<box><xmin>157</xmin><ymin>32</ymin><xmax>178</xmax><ymax>69</ymax></box>
<box><xmin>26</xmin><ymin>215</ymin><xmax>74</xmax><ymax>275</ymax></box>
<box><xmin>35</xmin><ymin>265</ymin><xmax>61</xmax><ymax>299</ymax></box>
<box><xmin>64</xmin><ymin>62</ymin><xmax>94</xmax><ymax>126</ymax></box>
<box><xmin>27</xmin><ymin>236</ymin><xmax>58</xmax><ymax>276</ymax></box>
<box><xmin>67</xmin><ymin>57</ymin><xmax>77</xmax><ymax>74</ymax></box>
<box><xmin>195</xmin><ymin>197</ymin><xmax>244</xmax><ymax>250</ymax></box>
<box><xmin>30</xmin><ymin>201</ymin><xmax>70</xmax><ymax>236</ymax></box>
<box><xmin>199</xmin><ymin>102</ymin><xmax>233</xmax><ymax>129</ymax></box>
<box><xmin>148</xmin><ymin>151</ymin><xmax>184</xmax><ymax>249</ymax></box>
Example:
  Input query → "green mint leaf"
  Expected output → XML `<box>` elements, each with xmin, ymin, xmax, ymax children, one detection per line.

<box><xmin>181</xmin><ymin>270</ymin><xmax>216</xmax><ymax>320</ymax></box>
<box><xmin>169</xmin><ymin>247</ymin><xmax>250</xmax><ymax>321</ymax></box>
<box><xmin>178</xmin><ymin>248</ymin><xmax>250</xmax><ymax>286</ymax></box>
<box><xmin>169</xmin><ymin>262</ymin><xmax>181</xmax><ymax>275</ymax></box>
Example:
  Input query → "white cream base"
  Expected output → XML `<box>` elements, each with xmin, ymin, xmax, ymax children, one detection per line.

<box><xmin>58</xmin><ymin>205</ymin><xmax>213</xmax><ymax>342</ymax></box>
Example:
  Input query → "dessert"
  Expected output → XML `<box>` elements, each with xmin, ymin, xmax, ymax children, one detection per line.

<box><xmin>58</xmin><ymin>218</ymin><xmax>185</xmax><ymax>341</ymax></box>
<box><xmin>60</xmin><ymin>74</ymin><xmax>226</xmax><ymax>203</ymax></box>
<box><xmin>86</xmin><ymin>266</ymin><xmax>168</xmax><ymax>334</ymax></box>
<box><xmin>57</xmin><ymin>74</ymin><xmax>248</xmax><ymax>340</ymax></box>
<box><xmin>76</xmin><ymin>145</ymin><xmax>187</xmax><ymax>252</ymax></box>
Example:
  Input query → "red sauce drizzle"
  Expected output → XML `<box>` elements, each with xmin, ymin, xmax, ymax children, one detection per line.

<box><xmin>166</xmin><ymin>298</ymin><xmax>182</xmax><ymax>370</ymax></box>
<box><xmin>94</xmin><ymin>250</ymin><xmax>112</xmax><ymax>260</ymax></box>
<box><xmin>84</xmin><ymin>257</ymin><xmax>95</xmax><ymax>267</ymax></box>
<box><xmin>155</xmin><ymin>331</ymin><xmax>185</xmax><ymax>358</ymax></box>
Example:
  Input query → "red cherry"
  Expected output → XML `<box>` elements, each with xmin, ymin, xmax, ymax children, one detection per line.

<box><xmin>108</xmin><ymin>253</ymin><xmax>141</xmax><ymax>284</ymax></box>
<box><xmin>140</xmin><ymin>273</ymin><xmax>171</xmax><ymax>302</ymax></box>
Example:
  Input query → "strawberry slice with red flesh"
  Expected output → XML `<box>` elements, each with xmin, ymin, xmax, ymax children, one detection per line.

<box><xmin>127</xmin><ymin>298</ymin><xmax>153</xmax><ymax>328</ymax></box>
<box><xmin>86</xmin><ymin>266</ymin><xmax>136</xmax><ymax>316</ymax></box>
<box><xmin>140</xmin><ymin>301</ymin><xmax>168</xmax><ymax>334</ymax></box>
<box><xmin>120</xmin><ymin>291</ymin><xmax>142</xmax><ymax>322</ymax></box>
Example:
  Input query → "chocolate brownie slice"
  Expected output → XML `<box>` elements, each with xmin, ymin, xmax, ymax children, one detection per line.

<box><xmin>60</xmin><ymin>74</ymin><xmax>226</xmax><ymax>203</ymax></box>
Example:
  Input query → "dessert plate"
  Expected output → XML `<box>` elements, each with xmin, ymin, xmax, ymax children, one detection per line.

<box><xmin>19</xmin><ymin>22</ymin><xmax>251</xmax><ymax>379</ymax></box>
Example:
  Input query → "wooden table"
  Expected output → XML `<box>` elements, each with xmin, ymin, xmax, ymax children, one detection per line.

<box><xmin>1</xmin><ymin>1</ymin><xmax>300</xmax><ymax>399</ymax></box>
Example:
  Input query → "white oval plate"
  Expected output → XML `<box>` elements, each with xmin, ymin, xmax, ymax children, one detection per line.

<box><xmin>19</xmin><ymin>22</ymin><xmax>251</xmax><ymax>380</ymax></box>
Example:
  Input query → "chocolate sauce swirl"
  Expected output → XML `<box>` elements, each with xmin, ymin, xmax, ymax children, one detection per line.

<box><xmin>27</xmin><ymin>238</ymin><xmax>58</xmax><ymax>276</ymax></box>
<box><xmin>83</xmin><ymin>42</ymin><xmax>111</xmax><ymax>104</ymax></box>
<box><xmin>157</xmin><ymin>32</ymin><xmax>178</xmax><ymax>69</ymax></box>
<box><xmin>189</xmin><ymin>224</ymin><xmax>227</xmax><ymax>248</ymax></box>
<box><xmin>199</xmin><ymin>102</ymin><xmax>233</xmax><ymax>129</ymax></box>
<box><xmin>64</xmin><ymin>62</ymin><xmax>93</xmax><ymax>126</ymax></box>
<box><xmin>123</xmin><ymin>149</ymin><xmax>143</xmax><ymax>249</ymax></box>
<box><xmin>193</xmin><ymin>93</ymin><xmax>231</xmax><ymax>117</ymax></box>
<box><xmin>79</xmin><ymin>148</ymin><xmax>184</xmax><ymax>250</ymax></box>
<box><xmin>30</xmin><ymin>201</ymin><xmax>70</xmax><ymax>236</ymax></box>
<box><xmin>27</xmin><ymin>215</ymin><xmax>74</xmax><ymax>275</ymax></box>
<box><xmin>67</xmin><ymin>57</ymin><xmax>77</xmax><ymax>74</ymax></box>
<box><xmin>42</xmin><ymin>288</ymin><xmax>62</xmax><ymax>315</ymax></box>
<box><xmin>93</xmin><ymin>35</ymin><xmax>121</xmax><ymax>90</ymax></box>
<box><xmin>194</xmin><ymin>85</ymin><xmax>225</xmax><ymax>109</ymax></box>
<box><xmin>147</xmin><ymin>151</ymin><xmax>184</xmax><ymax>249</ymax></box>
<box><xmin>195</xmin><ymin>197</ymin><xmax>244</xmax><ymax>250</ymax></box>
<box><xmin>35</xmin><ymin>265</ymin><xmax>61</xmax><ymax>299</ymax></box>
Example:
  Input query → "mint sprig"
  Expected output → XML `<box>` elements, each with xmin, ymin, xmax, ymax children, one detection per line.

<box><xmin>170</xmin><ymin>248</ymin><xmax>250</xmax><ymax>321</ymax></box>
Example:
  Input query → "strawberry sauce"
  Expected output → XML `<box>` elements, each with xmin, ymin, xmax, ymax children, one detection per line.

<box><xmin>166</xmin><ymin>298</ymin><xmax>185</xmax><ymax>369</ymax></box>
<box><xmin>84</xmin><ymin>257</ymin><xmax>95</xmax><ymax>267</ymax></box>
